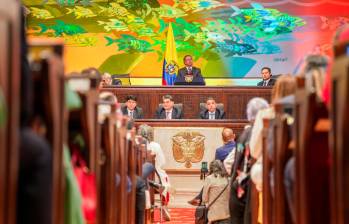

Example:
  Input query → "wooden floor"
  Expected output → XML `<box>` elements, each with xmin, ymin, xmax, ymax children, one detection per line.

<box><xmin>153</xmin><ymin>208</ymin><xmax>195</xmax><ymax>224</ymax></box>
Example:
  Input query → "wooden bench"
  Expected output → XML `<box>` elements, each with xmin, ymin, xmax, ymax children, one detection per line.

<box><xmin>294</xmin><ymin>77</ymin><xmax>330</xmax><ymax>224</ymax></box>
<box><xmin>330</xmin><ymin>40</ymin><xmax>349</xmax><ymax>224</ymax></box>
<box><xmin>30</xmin><ymin>50</ymin><xmax>66</xmax><ymax>224</ymax></box>
<box><xmin>0</xmin><ymin>1</ymin><xmax>21</xmax><ymax>223</ymax></box>
<box><xmin>262</xmin><ymin>118</ymin><xmax>273</xmax><ymax>224</ymax></box>
<box><xmin>273</xmin><ymin>104</ymin><xmax>293</xmax><ymax>224</ymax></box>
<box><xmin>99</xmin><ymin>110</ymin><xmax>119</xmax><ymax>223</ymax></box>
<box><xmin>66</xmin><ymin>74</ymin><xmax>100</xmax><ymax>172</ymax></box>
<box><xmin>126</xmin><ymin>123</ymin><xmax>137</xmax><ymax>224</ymax></box>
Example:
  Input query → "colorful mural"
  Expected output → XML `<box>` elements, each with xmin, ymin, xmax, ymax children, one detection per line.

<box><xmin>23</xmin><ymin>0</ymin><xmax>349</xmax><ymax>80</ymax></box>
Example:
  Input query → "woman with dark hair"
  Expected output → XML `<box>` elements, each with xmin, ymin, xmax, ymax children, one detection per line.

<box><xmin>202</xmin><ymin>160</ymin><xmax>230</xmax><ymax>224</ymax></box>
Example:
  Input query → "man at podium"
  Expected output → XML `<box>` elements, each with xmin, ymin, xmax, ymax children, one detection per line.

<box><xmin>174</xmin><ymin>55</ymin><xmax>205</xmax><ymax>86</ymax></box>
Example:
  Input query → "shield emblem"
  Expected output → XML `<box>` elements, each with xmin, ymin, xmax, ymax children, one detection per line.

<box><xmin>172</xmin><ymin>131</ymin><xmax>205</xmax><ymax>168</ymax></box>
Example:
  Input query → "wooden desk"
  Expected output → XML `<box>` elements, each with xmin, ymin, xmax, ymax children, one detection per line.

<box><xmin>102</xmin><ymin>86</ymin><xmax>272</xmax><ymax>119</ymax></box>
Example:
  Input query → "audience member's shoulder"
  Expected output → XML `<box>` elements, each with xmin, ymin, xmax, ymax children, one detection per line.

<box><xmin>216</xmin><ymin>144</ymin><xmax>225</xmax><ymax>151</ymax></box>
<box><xmin>178</xmin><ymin>67</ymin><xmax>186</xmax><ymax>72</ymax></box>
<box><xmin>174</xmin><ymin>105</ymin><xmax>182</xmax><ymax>111</ymax></box>
<box><xmin>157</xmin><ymin>105</ymin><xmax>164</xmax><ymax>111</ymax></box>
<box><xmin>258</xmin><ymin>107</ymin><xmax>274</xmax><ymax>119</ymax></box>
<box><xmin>217</xmin><ymin>108</ymin><xmax>224</xmax><ymax>113</ymax></box>
<box><xmin>275</xmin><ymin>95</ymin><xmax>295</xmax><ymax>105</ymax></box>
<box><xmin>149</xmin><ymin>141</ymin><xmax>161</xmax><ymax>149</ymax></box>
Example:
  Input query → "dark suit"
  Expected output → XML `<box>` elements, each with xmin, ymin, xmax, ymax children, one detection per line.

<box><xmin>215</xmin><ymin>141</ymin><xmax>236</xmax><ymax>162</ymax></box>
<box><xmin>174</xmin><ymin>67</ymin><xmax>205</xmax><ymax>85</ymax></box>
<box><xmin>121</xmin><ymin>106</ymin><xmax>143</xmax><ymax>119</ymax></box>
<box><xmin>199</xmin><ymin>109</ymin><xmax>225</xmax><ymax>119</ymax></box>
<box><xmin>17</xmin><ymin>128</ymin><xmax>53</xmax><ymax>224</ymax></box>
<box><xmin>155</xmin><ymin>107</ymin><xmax>183</xmax><ymax>119</ymax></box>
<box><xmin>257</xmin><ymin>78</ymin><xmax>276</xmax><ymax>86</ymax></box>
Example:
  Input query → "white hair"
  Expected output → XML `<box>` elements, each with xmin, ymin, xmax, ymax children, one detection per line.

<box><xmin>246</xmin><ymin>97</ymin><xmax>269</xmax><ymax>121</ymax></box>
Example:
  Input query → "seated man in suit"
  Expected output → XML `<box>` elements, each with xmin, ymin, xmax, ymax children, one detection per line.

<box><xmin>155</xmin><ymin>95</ymin><xmax>183</xmax><ymax>119</ymax></box>
<box><xmin>215</xmin><ymin>128</ymin><xmax>236</xmax><ymax>162</ymax></box>
<box><xmin>121</xmin><ymin>95</ymin><xmax>143</xmax><ymax>119</ymax></box>
<box><xmin>174</xmin><ymin>55</ymin><xmax>205</xmax><ymax>85</ymax></box>
<box><xmin>199</xmin><ymin>97</ymin><xmax>225</xmax><ymax>119</ymax></box>
<box><xmin>257</xmin><ymin>67</ymin><xmax>276</xmax><ymax>87</ymax></box>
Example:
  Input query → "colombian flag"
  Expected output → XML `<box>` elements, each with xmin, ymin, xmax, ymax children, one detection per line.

<box><xmin>162</xmin><ymin>23</ymin><xmax>178</xmax><ymax>86</ymax></box>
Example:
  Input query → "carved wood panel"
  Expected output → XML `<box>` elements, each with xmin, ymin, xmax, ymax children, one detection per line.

<box><xmin>103</xmin><ymin>86</ymin><xmax>272</xmax><ymax>119</ymax></box>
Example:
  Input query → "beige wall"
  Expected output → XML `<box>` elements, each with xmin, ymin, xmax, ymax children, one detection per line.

<box><xmin>154</xmin><ymin>127</ymin><xmax>224</xmax><ymax>171</ymax></box>
<box><xmin>153</xmin><ymin>127</ymin><xmax>225</xmax><ymax>207</ymax></box>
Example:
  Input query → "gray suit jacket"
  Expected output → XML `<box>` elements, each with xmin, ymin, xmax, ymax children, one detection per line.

<box><xmin>155</xmin><ymin>107</ymin><xmax>183</xmax><ymax>119</ymax></box>
<box><xmin>257</xmin><ymin>78</ymin><xmax>276</xmax><ymax>86</ymax></box>
<box><xmin>199</xmin><ymin>109</ymin><xmax>225</xmax><ymax>119</ymax></box>
<box><xmin>121</xmin><ymin>106</ymin><xmax>143</xmax><ymax>119</ymax></box>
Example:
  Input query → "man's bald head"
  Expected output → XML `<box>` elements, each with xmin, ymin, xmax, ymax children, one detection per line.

<box><xmin>222</xmin><ymin>128</ymin><xmax>235</xmax><ymax>143</ymax></box>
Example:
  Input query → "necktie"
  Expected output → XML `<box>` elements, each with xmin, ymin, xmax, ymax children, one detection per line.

<box><xmin>129</xmin><ymin>111</ymin><xmax>133</xmax><ymax>119</ymax></box>
<box><xmin>209</xmin><ymin>113</ymin><xmax>215</xmax><ymax>120</ymax></box>
<box><xmin>166</xmin><ymin>111</ymin><xmax>171</xmax><ymax>119</ymax></box>
<box><xmin>263</xmin><ymin>81</ymin><xmax>267</xmax><ymax>86</ymax></box>
<box><xmin>187</xmin><ymin>67</ymin><xmax>192</xmax><ymax>74</ymax></box>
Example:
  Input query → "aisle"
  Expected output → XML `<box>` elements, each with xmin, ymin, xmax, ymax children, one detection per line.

<box><xmin>153</xmin><ymin>208</ymin><xmax>196</xmax><ymax>224</ymax></box>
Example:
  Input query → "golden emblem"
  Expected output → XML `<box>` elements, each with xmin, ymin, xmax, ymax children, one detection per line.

<box><xmin>184</xmin><ymin>75</ymin><xmax>193</xmax><ymax>82</ymax></box>
<box><xmin>165</xmin><ymin>60</ymin><xmax>179</xmax><ymax>75</ymax></box>
<box><xmin>172</xmin><ymin>131</ymin><xmax>205</xmax><ymax>168</ymax></box>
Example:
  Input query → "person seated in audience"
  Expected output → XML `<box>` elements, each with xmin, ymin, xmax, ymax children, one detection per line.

<box><xmin>202</xmin><ymin>160</ymin><xmax>230</xmax><ymax>224</ymax></box>
<box><xmin>135</xmin><ymin>162</ymin><xmax>156</xmax><ymax>224</ymax></box>
<box><xmin>322</xmin><ymin>24</ymin><xmax>349</xmax><ymax>106</ymax></box>
<box><xmin>199</xmin><ymin>97</ymin><xmax>225</xmax><ymax>119</ymax></box>
<box><xmin>99</xmin><ymin>72</ymin><xmax>112</xmax><ymax>88</ymax></box>
<box><xmin>224</xmin><ymin>97</ymin><xmax>268</xmax><ymax>176</ymax></box>
<box><xmin>282</xmin><ymin>54</ymin><xmax>329</xmax><ymax>223</ymax></box>
<box><xmin>17</xmin><ymin>8</ymin><xmax>53</xmax><ymax>224</ymax></box>
<box><xmin>249</xmin><ymin>74</ymin><xmax>296</xmax><ymax>222</ymax></box>
<box><xmin>215</xmin><ymin>128</ymin><xmax>236</xmax><ymax>162</ymax></box>
<box><xmin>97</xmin><ymin>91</ymin><xmax>123</xmax><ymax>126</ymax></box>
<box><xmin>112</xmin><ymin>78</ymin><xmax>122</xmax><ymax>86</ymax></box>
<box><xmin>257</xmin><ymin>67</ymin><xmax>276</xmax><ymax>87</ymax></box>
<box><xmin>155</xmin><ymin>94</ymin><xmax>183</xmax><ymax>119</ymax></box>
<box><xmin>250</xmin><ymin>74</ymin><xmax>296</xmax><ymax>164</ymax></box>
<box><xmin>302</xmin><ymin>54</ymin><xmax>329</xmax><ymax>101</ymax></box>
<box><xmin>121</xmin><ymin>95</ymin><xmax>143</xmax><ymax>119</ymax></box>
<box><xmin>138</xmin><ymin>124</ymin><xmax>171</xmax><ymax>221</ymax></box>
<box><xmin>174</xmin><ymin>55</ymin><xmax>205</xmax><ymax>85</ymax></box>
<box><xmin>227</xmin><ymin>97</ymin><xmax>269</xmax><ymax>224</ymax></box>
<box><xmin>187</xmin><ymin>128</ymin><xmax>235</xmax><ymax>206</ymax></box>
<box><xmin>81</xmin><ymin>67</ymin><xmax>101</xmax><ymax>79</ymax></box>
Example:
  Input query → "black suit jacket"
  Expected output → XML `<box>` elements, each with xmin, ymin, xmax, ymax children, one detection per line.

<box><xmin>257</xmin><ymin>78</ymin><xmax>276</xmax><ymax>87</ymax></box>
<box><xmin>174</xmin><ymin>67</ymin><xmax>205</xmax><ymax>85</ymax></box>
<box><xmin>199</xmin><ymin>109</ymin><xmax>225</xmax><ymax>119</ymax></box>
<box><xmin>155</xmin><ymin>107</ymin><xmax>183</xmax><ymax>119</ymax></box>
<box><xmin>121</xmin><ymin>106</ymin><xmax>143</xmax><ymax>119</ymax></box>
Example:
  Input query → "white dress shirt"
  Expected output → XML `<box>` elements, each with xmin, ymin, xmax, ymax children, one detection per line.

<box><xmin>127</xmin><ymin>109</ymin><xmax>134</xmax><ymax>119</ymax></box>
<box><xmin>208</xmin><ymin>112</ymin><xmax>215</xmax><ymax>120</ymax></box>
<box><xmin>165</xmin><ymin>110</ymin><xmax>172</xmax><ymax>119</ymax></box>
